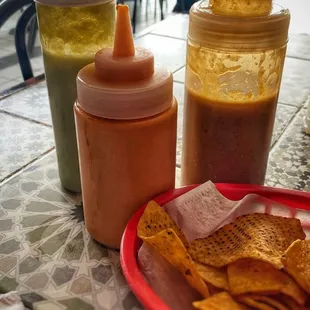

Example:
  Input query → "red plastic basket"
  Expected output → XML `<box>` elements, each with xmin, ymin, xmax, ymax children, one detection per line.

<box><xmin>120</xmin><ymin>184</ymin><xmax>310</xmax><ymax>310</ymax></box>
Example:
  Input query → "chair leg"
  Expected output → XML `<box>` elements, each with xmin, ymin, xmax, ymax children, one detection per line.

<box><xmin>15</xmin><ymin>3</ymin><xmax>35</xmax><ymax>80</ymax></box>
<box><xmin>27</xmin><ymin>17</ymin><xmax>37</xmax><ymax>56</ymax></box>
<box><xmin>132</xmin><ymin>0</ymin><xmax>137</xmax><ymax>33</ymax></box>
<box><xmin>180</xmin><ymin>0</ymin><xmax>185</xmax><ymax>13</ymax></box>
<box><xmin>159</xmin><ymin>0</ymin><xmax>164</xmax><ymax>20</ymax></box>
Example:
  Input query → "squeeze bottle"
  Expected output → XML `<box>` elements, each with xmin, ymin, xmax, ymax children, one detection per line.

<box><xmin>36</xmin><ymin>0</ymin><xmax>115</xmax><ymax>192</ymax></box>
<box><xmin>74</xmin><ymin>5</ymin><xmax>177</xmax><ymax>248</ymax></box>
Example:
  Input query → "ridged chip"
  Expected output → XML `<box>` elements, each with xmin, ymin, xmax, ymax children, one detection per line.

<box><xmin>137</xmin><ymin>200</ymin><xmax>188</xmax><ymax>246</ymax></box>
<box><xmin>193</xmin><ymin>292</ymin><xmax>246</xmax><ymax>310</ymax></box>
<box><xmin>227</xmin><ymin>259</ymin><xmax>307</xmax><ymax>305</ymax></box>
<box><xmin>237</xmin><ymin>296</ymin><xmax>277</xmax><ymax>310</ymax></box>
<box><xmin>278</xmin><ymin>295</ymin><xmax>310</xmax><ymax>310</ymax></box>
<box><xmin>239</xmin><ymin>295</ymin><xmax>290</xmax><ymax>310</ymax></box>
<box><xmin>188</xmin><ymin>213</ymin><xmax>305</xmax><ymax>269</ymax></box>
<box><xmin>196</xmin><ymin>263</ymin><xmax>229</xmax><ymax>290</ymax></box>
<box><xmin>141</xmin><ymin>228</ymin><xmax>209</xmax><ymax>298</ymax></box>
<box><xmin>282</xmin><ymin>240</ymin><xmax>310</xmax><ymax>294</ymax></box>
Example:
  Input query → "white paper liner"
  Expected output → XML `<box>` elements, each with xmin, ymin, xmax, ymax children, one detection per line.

<box><xmin>164</xmin><ymin>181</ymin><xmax>310</xmax><ymax>242</ymax></box>
<box><xmin>0</xmin><ymin>292</ymin><xmax>25</xmax><ymax>310</ymax></box>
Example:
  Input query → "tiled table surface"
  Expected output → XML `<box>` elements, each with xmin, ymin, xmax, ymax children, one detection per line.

<box><xmin>0</xmin><ymin>13</ymin><xmax>310</xmax><ymax>310</ymax></box>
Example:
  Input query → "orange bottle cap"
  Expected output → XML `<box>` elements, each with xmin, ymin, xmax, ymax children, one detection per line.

<box><xmin>95</xmin><ymin>5</ymin><xmax>155</xmax><ymax>82</ymax></box>
<box><xmin>77</xmin><ymin>4</ymin><xmax>173</xmax><ymax>120</ymax></box>
<box><xmin>113</xmin><ymin>5</ymin><xmax>135</xmax><ymax>57</ymax></box>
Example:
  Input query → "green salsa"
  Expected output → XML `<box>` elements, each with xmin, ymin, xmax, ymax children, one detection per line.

<box><xmin>37</xmin><ymin>1</ymin><xmax>115</xmax><ymax>192</ymax></box>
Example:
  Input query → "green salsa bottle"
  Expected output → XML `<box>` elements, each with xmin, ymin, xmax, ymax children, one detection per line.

<box><xmin>36</xmin><ymin>0</ymin><xmax>115</xmax><ymax>192</ymax></box>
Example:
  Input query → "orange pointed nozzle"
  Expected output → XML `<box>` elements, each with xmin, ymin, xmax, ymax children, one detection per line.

<box><xmin>113</xmin><ymin>5</ymin><xmax>135</xmax><ymax>57</ymax></box>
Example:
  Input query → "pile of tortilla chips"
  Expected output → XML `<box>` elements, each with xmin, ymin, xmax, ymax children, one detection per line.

<box><xmin>137</xmin><ymin>200</ymin><xmax>310</xmax><ymax>310</ymax></box>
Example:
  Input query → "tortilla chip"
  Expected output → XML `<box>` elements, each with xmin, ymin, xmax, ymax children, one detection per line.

<box><xmin>248</xmin><ymin>296</ymin><xmax>290</xmax><ymax>310</ymax></box>
<box><xmin>193</xmin><ymin>292</ymin><xmax>245</xmax><ymax>310</ymax></box>
<box><xmin>196</xmin><ymin>263</ymin><xmax>229</xmax><ymax>290</ymax></box>
<box><xmin>189</xmin><ymin>214</ymin><xmax>305</xmax><ymax>269</ymax></box>
<box><xmin>238</xmin><ymin>296</ymin><xmax>276</xmax><ymax>310</ymax></box>
<box><xmin>141</xmin><ymin>228</ymin><xmax>209</xmax><ymax>298</ymax></box>
<box><xmin>207</xmin><ymin>284</ymin><xmax>224</xmax><ymax>296</ymax></box>
<box><xmin>282</xmin><ymin>240</ymin><xmax>310</xmax><ymax>294</ymax></box>
<box><xmin>279</xmin><ymin>295</ymin><xmax>310</xmax><ymax>310</ymax></box>
<box><xmin>227</xmin><ymin>259</ymin><xmax>307</xmax><ymax>305</ymax></box>
<box><xmin>137</xmin><ymin>200</ymin><xmax>188</xmax><ymax>245</ymax></box>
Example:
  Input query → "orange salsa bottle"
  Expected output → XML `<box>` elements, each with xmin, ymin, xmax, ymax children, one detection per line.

<box><xmin>74</xmin><ymin>5</ymin><xmax>177</xmax><ymax>248</ymax></box>
<box><xmin>181</xmin><ymin>1</ymin><xmax>290</xmax><ymax>186</ymax></box>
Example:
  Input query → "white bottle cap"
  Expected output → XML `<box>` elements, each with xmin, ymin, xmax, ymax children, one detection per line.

<box><xmin>35</xmin><ymin>0</ymin><xmax>111</xmax><ymax>6</ymax></box>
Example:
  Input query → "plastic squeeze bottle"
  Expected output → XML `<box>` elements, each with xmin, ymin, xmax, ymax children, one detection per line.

<box><xmin>74</xmin><ymin>5</ymin><xmax>177</xmax><ymax>248</ymax></box>
<box><xmin>181</xmin><ymin>0</ymin><xmax>290</xmax><ymax>186</ymax></box>
<box><xmin>35</xmin><ymin>0</ymin><xmax>115</xmax><ymax>192</ymax></box>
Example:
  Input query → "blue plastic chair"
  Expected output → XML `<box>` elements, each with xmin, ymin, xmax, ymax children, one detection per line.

<box><xmin>15</xmin><ymin>3</ymin><xmax>37</xmax><ymax>80</ymax></box>
<box><xmin>0</xmin><ymin>0</ymin><xmax>32</xmax><ymax>28</ymax></box>
<box><xmin>0</xmin><ymin>0</ymin><xmax>38</xmax><ymax>80</ymax></box>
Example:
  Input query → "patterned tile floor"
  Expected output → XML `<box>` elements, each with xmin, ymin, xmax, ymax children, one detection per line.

<box><xmin>0</xmin><ymin>83</ymin><xmax>51</xmax><ymax>126</ymax></box>
<box><xmin>0</xmin><ymin>152</ymin><xmax>142</xmax><ymax>310</ymax></box>
<box><xmin>266</xmin><ymin>109</ymin><xmax>310</xmax><ymax>191</ymax></box>
<box><xmin>0</xmin><ymin>112</ymin><xmax>54</xmax><ymax>183</ymax></box>
<box><xmin>0</xmin><ymin>10</ymin><xmax>310</xmax><ymax>310</ymax></box>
